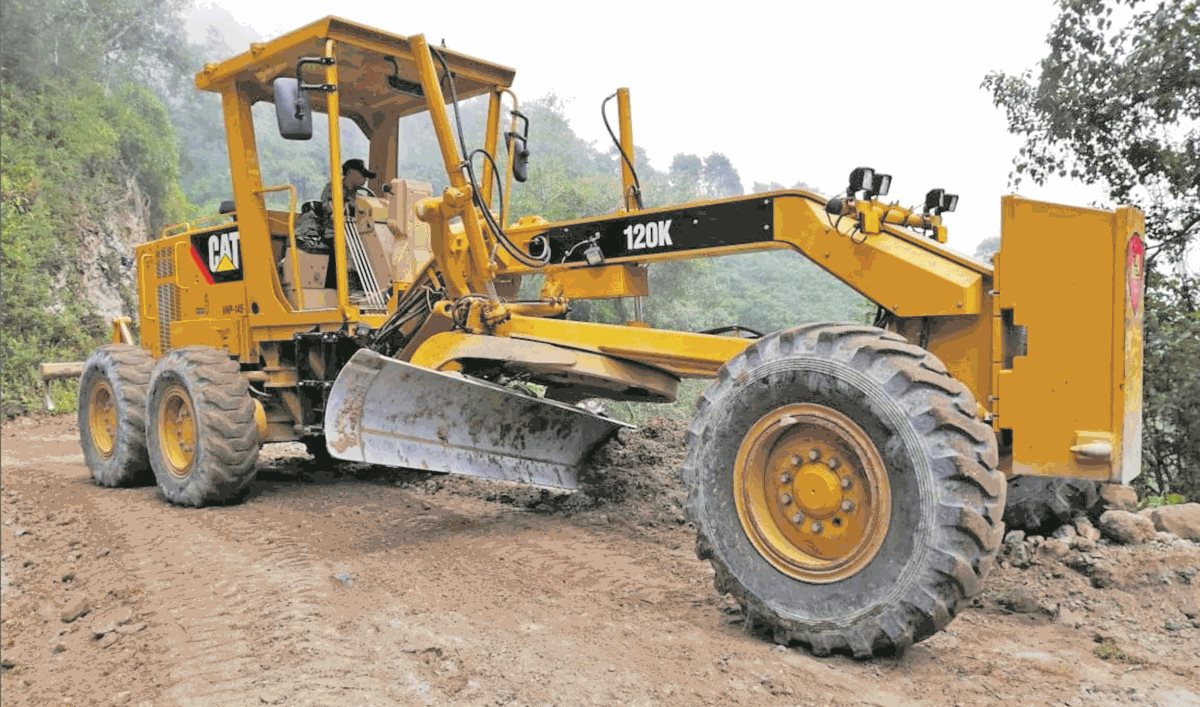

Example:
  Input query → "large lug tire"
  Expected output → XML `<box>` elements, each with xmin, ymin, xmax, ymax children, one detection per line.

<box><xmin>683</xmin><ymin>323</ymin><xmax>1005</xmax><ymax>657</ymax></box>
<box><xmin>78</xmin><ymin>344</ymin><xmax>155</xmax><ymax>487</ymax></box>
<box><xmin>146</xmin><ymin>346</ymin><xmax>261</xmax><ymax>506</ymax></box>
<box><xmin>1003</xmin><ymin>475</ymin><xmax>1099</xmax><ymax>534</ymax></box>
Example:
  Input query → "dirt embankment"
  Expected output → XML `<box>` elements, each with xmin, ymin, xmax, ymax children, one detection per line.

<box><xmin>2</xmin><ymin>415</ymin><xmax>1198</xmax><ymax>706</ymax></box>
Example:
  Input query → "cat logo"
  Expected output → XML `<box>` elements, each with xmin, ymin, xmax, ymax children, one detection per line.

<box><xmin>190</xmin><ymin>229</ymin><xmax>244</xmax><ymax>284</ymax></box>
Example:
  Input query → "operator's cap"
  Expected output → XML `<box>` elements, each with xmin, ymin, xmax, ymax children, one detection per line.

<box><xmin>342</xmin><ymin>158</ymin><xmax>377</xmax><ymax>179</ymax></box>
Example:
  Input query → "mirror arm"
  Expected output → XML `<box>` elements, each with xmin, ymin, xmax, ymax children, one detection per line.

<box><xmin>295</xmin><ymin>56</ymin><xmax>337</xmax><ymax>99</ymax></box>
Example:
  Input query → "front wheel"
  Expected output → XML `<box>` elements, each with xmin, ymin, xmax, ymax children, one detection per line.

<box><xmin>683</xmin><ymin>323</ymin><xmax>1005</xmax><ymax>657</ymax></box>
<box><xmin>146</xmin><ymin>347</ymin><xmax>261</xmax><ymax>506</ymax></box>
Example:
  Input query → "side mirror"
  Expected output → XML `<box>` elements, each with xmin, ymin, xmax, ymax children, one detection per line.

<box><xmin>506</xmin><ymin>110</ymin><xmax>530</xmax><ymax>183</ymax></box>
<box><xmin>273</xmin><ymin>77</ymin><xmax>313</xmax><ymax>140</ymax></box>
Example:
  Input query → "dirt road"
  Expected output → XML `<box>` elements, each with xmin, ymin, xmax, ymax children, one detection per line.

<box><xmin>2</xmin><ymin>415</ymin><xmax>1198</xmax><ymax>706</ymax></box>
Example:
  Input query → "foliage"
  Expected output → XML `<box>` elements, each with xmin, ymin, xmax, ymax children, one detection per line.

<box><xmin>984</xmin><ymin>0</ymin><xmax>1200</xmax><ymax>498</ymax></box>
<box><xmin>1</xmin><ymin>0</ymin><xmax>192</xmax><ymax>416</ymax></box>
<box><xmin>1141</xmin><ymin>273</ymin><xmax>1200</xmax><ymax>497</ymax></box>
<box><xmin>1093</xmin><ymin>639</ymin><xmax>1142</xmax><ymax>663</ymax></box>
<box><xmin>0</xmin><ymin>0</ymin><xmax>192</xmax><ymax>91</ymax></box>
<box><xmin>974</xmin><ymin>236</ymin><xmax>1000</xmax><ymax>260</ymax></box>
<box><xmin>982</xmin><ymin>0</ymin><xmax>1198</xmax><ymax>264</ymax></box>
<box><xmin>1140</xmin><ymin>492</ymin><xmax>1188</xmax><ymax>509</ymax></box>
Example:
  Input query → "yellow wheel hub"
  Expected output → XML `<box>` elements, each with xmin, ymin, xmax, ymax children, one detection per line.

<box><xmin>733</xmin><ymin>403</ymin><xmax>891</xmax><ymax>583</ymax></box>
<box><xmin>88</xmin><ymin>381</ymin><xmax>118</xmax><ymax>458</ymax></box>
<box><xmin>159</xmin><ymin>386</ymin><xmax>198</xmax><ymax>478</ymax></box>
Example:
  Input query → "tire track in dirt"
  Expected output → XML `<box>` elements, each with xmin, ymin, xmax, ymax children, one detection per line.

<box><xmin>80</xmin><ymin>488</ymin><xmax>405</xmax><ymax>705</ymax></box>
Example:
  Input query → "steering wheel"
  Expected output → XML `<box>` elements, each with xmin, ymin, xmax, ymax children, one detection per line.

<box><xmin>353</xmin><ymin>185</ymin><xmax>377</xmax><ymax>198</ymax></box>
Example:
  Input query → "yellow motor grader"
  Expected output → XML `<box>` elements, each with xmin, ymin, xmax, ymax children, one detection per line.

<box><xmin>68</xmin><ymin>18</ymin><xmax>1145</xmax><ymax>656</ymax></box>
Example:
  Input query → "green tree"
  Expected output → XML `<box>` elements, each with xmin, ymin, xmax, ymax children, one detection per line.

<box><xmin>702</xmin><ymin>153</ymin><xmax>743</xmax><ymax>198</ymax></box>
<box><xmin>984</xmin><ymin>0</ymin><xmax>1200</xmax><ymax>497</ymax></box>
<box><xmin>974</xmin><ymin>237</ymin><xmax>1000</xmax><ymax>260</ymax></box>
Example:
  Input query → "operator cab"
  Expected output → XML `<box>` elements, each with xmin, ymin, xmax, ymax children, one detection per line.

<box><xmin>192</xmin><ymin>16</ymin><xmax>516</xmax><ymax>316</ymax></box>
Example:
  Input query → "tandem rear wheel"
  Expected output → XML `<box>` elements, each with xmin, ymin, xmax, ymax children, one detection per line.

<box><xmin>78</xmin><ymin>344</ymin><xmax>156</xmax><ymax>487</ymax></box>
<box><xmin>684</xmin><ymin>323</ymin><xmax>1005</xmax><ymax>657</ymax></box>
<box><xmin>145</xmin><ymin>346</ymin><xmax>262</xmax><ymax>507</ymax></box>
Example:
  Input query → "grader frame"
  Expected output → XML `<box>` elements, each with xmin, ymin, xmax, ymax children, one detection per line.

<box><xmin>68</xmin><ymin>16</ymin><xmax>1145</xmax><ymax>657</ymax></box>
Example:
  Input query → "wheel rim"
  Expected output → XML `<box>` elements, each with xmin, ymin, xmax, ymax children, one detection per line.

<box><xmin>733</xmin><ymin>403</ymin><xmax>891</xmax><ymax>583</ymax></box>
<box><xmin>88</xmin><ymin>381</ymin><xmax>118</xmax><ymax>458</ymax></box>
<box><xmin>158</xmin><ymin>385</ymin><xmax>197</xmax><ymax>478</ymax></box>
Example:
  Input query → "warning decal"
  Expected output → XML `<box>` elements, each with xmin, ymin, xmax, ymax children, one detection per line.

<box><xmin>1127</xmin><ymin>232</ymin><xmax>1145</xmax><ymax>314</ymax></box>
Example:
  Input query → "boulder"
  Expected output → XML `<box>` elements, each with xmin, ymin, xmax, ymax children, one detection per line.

<box><xmin>1073</xmin><ymin>517</ymin><xmax>1102</xmax><ymax>542</ymax></box>
<box><xmin>997</xmin><ymin>588</ymin><xmax>1049</xmax><ymax>615</ymax></box>
<box><xmin>60</xmin><ymin>598</ymin><xmax>91</xmax><ymax>624</ymax></box>
<box><xmin>1070</xmin><ymin>535</ymin><xmax>1097</xmax><ymax>552</ymax></box>
<box><xmin>1098</xmin><ymin>510</ymin><xmax>1156</xmax><ymax>545</ymax></box>
<box><xmin>1004</xmin><ymin>477</ymin><xmax>1099</xmax><ymax>533</ymax></box>
<box><xmin>1040</xmin><ymin>538</ymin><xmax>1071</xmax><ymax>559</ymax></box>
<box><xmin>1004</xmin><ymin>530</ymin><xmax>1026</xmax><ymax>545</ymax></box>
<box><xmin>1052</xmin><ymin>524</ymin><xmax>1077</xmax><ymax>541</ymax></box>
<box><xmin>1144</xmin><ymin>503</ymin><xmax>1200</xmax><ymax>542</ymax></box>
<box><xmin>1098</xmin><ymin>484</ymin><xmax>1138</xmax><ymax>512</ymax></box>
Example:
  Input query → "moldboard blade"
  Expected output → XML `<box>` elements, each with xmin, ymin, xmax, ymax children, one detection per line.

<box><xmin>323</xmin><ymin>349</ymin><xmax>631</xmax><ymax>489</ymax></box>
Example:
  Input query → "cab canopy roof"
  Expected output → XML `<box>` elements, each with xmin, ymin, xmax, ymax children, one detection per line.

<box><xmin>194</xmin><ymin>16</ymin><xmax>516</xmax><ymax>124</ymax></box>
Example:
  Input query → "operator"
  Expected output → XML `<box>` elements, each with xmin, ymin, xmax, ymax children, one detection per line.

<box><xmin>295</xmin><ymin>158</ymin><xmax>376</xmax><ymax>250</ymax></box>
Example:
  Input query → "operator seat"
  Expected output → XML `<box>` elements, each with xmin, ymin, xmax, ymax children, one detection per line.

<box><xmin>385</xmin><ymin>179</ymin><xmax>434</xmax><ymax>289</ymax></box>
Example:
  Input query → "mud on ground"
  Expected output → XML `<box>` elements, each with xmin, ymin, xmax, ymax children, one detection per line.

<box><xmin>1</xmin><ymin>415</ymin><xmax>1198</xmax><ymax>706</ymax></box>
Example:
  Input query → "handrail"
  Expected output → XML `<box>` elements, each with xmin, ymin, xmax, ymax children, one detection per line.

<box><xmin>157</xmin><ymin>212</ymin><xmax>234</xmax><ymax>239</ymax></box>
<box><xmin>255</xmin><ymin>184</ymin><xmax>303</xmax><ymax>310</ymax></box>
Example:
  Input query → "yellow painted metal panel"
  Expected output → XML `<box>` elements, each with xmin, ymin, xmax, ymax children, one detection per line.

<box><xmin>498</xmin><ymin>314</ymin><xmax>751</xmax><ymax>379</ymax></box>
<box><xmin>774</xmin><ymin>197</ymin><xmax>983</xmax><ymax>317</ymax></box>
<box><xmin>995</xmin><ymin>196</ymin><xmax>1144</xmax><ymax>481</ymax></box>
<box><xmin>541</xmin><ymin>264</ymin><xmax>649</xmax><ymax>300</ymax></box>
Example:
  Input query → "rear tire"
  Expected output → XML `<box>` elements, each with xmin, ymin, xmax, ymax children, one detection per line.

<box><xmin>146</xmin><ymin>346</ymin><xmax>261</xmax><ymax>506</ymax></box>
<box><xmin>78</xmin><ymin>344</ymin><xmax>155</xmax><ymax>487</ymax></box>
<box><xmin>683</xmin><ymin>323</ymin><xmax>1005</xmax><ymax>657</ymax></box>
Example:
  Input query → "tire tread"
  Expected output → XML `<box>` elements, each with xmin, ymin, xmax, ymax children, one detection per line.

<box><xmin>682</xmin><ymin>322</ymin><xmax>1005</xmax><ymax>656</ymax></box>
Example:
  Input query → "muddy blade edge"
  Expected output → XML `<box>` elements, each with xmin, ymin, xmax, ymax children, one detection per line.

<box><xmin>323</xmin><ymin>349</ymin><xmax>632</xmax><ymax>489</ymax></box>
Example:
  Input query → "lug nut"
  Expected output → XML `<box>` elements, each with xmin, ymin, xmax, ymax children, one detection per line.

<box><xmin>791</xmin><ymin>454</ymin><xmax>803</xmax><ymax>466</ymax></box>
<box><xmin>841</xmin><ymin>499</ymin><xmax>855</xmax><ymax>512</ymax></box>
<box><xmin>810</xmin><ymin>521</ymin><xmax>824</xmax><ymax>534</ymax></box>
<box><xmin>792</xmin><ymin>512</ymin><xmax>805</xmax><ymax>524</ymax></box>
<box><xmin>827</xmin><ymin>457</ymin><xmax>839</xmax><ymax>470</ymax></box>
<box><xmin>780</xmin><ymin>493</ymin><xmax>792</xmax><ymax>505</ymax></box>
<box><xmin>808</xmin><ymin>449</ymin><xmax>820</xmax><ymax>462</ymax></box>
<box><xmin>779</xmin><ymin>473</ymin><xmax>792</xmax><ymax>484</ymax></box>
<box><xmin>840</xmin><ymin>477</ymin><xmax>852</xmax><ymax>490</ymax></box>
